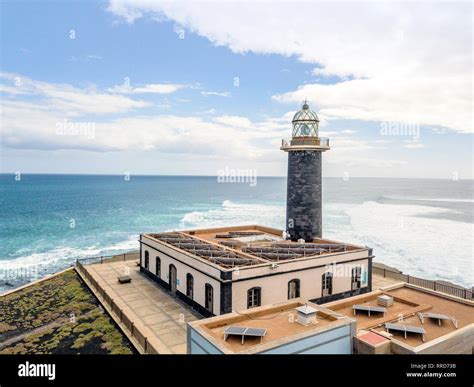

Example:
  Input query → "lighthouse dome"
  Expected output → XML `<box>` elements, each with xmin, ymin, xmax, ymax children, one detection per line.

<box><xmin>291</xmin><ymin>101</ymin><xmax>319</xmax><ymax>138</ymax></box>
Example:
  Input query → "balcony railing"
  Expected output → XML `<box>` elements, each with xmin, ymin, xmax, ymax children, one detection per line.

<box><xmin>281</xmin><ymin>137</ymin><xmax>330</xmax><ymax>148</ymax></box>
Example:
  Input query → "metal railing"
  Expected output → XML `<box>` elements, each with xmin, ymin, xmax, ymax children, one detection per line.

<box><xmin>373</xmin><ymin>266</ymin><xmax>473</xmax><ymax>300</ymax></box>
<box><xmin>76</xmin><ymin>251</ymin><xmax>139</xmax><ymax>267</ymax></box>
<box><xmin>75</xmin><ymin>254</ymin><xmax>159</xmax><ymax>354</ymax></box>
<box><xmin>281</xmin><ymin>137</ymin><xmax>330</xmax><ymax>147</ymax></box>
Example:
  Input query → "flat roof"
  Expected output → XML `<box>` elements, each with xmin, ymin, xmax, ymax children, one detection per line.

<box><xmin>325</xmin><ymin>284</ymin><xmax>474</xmax><ymax>348</ymax></box>
<box><xmin>189</xmin><ymin>300</ymin><xmax>354</xmax><ymax>354</ymax></box>
<box><xmin>144</xmin><ymin>225</ymin><xmax>366</xmax><ymax>270</ymax></box>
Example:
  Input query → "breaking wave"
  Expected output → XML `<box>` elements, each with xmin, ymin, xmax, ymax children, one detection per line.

<box><xmin>179</xmin><ymin>200</ymin><xmax>285</xmax><ymax>229</ymax></box>
<box><xmin>0</xmin><ymin>235</ymin><xmax>139</xmax><ymax>290</ymax></box>
<box><xmin>343</xmin><ymin>201</ymin><xmax>473</xmax><ymax>287</ymax></box>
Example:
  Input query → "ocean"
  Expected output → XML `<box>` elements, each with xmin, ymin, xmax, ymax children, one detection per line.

<box><xmin>0</xmin><ymin>174</ymin><xmax>472</xmax><ymax>291</ymax></box>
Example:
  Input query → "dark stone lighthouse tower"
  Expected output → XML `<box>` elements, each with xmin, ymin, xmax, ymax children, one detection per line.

<box><xmin>281</xmin><ymin>101</ymin><xmax>330</xmax><ymax>241</ymax></box>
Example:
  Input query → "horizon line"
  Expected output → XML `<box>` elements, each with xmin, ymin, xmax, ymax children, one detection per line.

<box><xmin>0</xmin><ymin>172</ymin><xmax>472</xmax><ymax>181</ymax></box>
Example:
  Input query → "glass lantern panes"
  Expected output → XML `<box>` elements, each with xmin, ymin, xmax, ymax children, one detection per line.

<box><xmin>292</xmin><ymin>102</ymin><xmax>319</xmax><ymax>138</ymax></box>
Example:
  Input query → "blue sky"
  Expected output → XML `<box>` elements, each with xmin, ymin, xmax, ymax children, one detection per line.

<box><xmin>1</xmin><ymin>1</ymin><xmax>472</xmax><ymax>178</ymax></box>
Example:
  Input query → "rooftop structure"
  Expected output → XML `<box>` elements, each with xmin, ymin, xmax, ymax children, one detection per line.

<box><xmin>140</xmin><ymin>224</ymin><xmax>373</xmax><ymax>317</ymax></box>
<box><xmin>324</xmin><ymin>283</ymin><xmax>474</xmax><ymax>354</ymax></box>
<box><xmin>187</xmin><ymin>300</ymin><xmax>356</xmax><ymax>354</ymax></box>
<box><xmin>148</xmin><ymin>225</ymin><xmax>362</xmax><ymax>271</ymax></box>
<box><xmin>281</xmin><ymin>101</ymin><xmax>330</xmax><ymax>241</ymax></box>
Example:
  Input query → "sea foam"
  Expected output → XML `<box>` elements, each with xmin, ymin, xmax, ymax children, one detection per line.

<box><xmin>343</xmin><ymin>201</ymin><xmax>473</xmax><ymax>287</ymax></box>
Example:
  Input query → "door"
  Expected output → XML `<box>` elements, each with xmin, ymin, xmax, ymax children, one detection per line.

<box><xmin>205</xmin><ymin>284</ymin><xmax>213</xmax><ymax>314</ymax></box>
<box><xmin>169</xmin><ymin>264</ymin><xmax>177</xmax><ymax>293</ymax></box>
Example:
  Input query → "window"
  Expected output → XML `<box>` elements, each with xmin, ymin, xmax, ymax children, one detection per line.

<box><xmin>186</xmin><ymin>273</ymin><xmax>194</xmax><ymax>300</ymax></box>
<box><xmin>205</xmin><ymin>284</ymin><xmax>214</xmax><ymax>314</ymax></box>
<box><xmin>144</xmin><ymin>251</ymin><xmax>149</xmax><ymax>270</ymax></box>
<box><xmin>322</xmin><ymin>272</ymin><xmax>333</xmax><ymax>296</ymax></box>
<box><xmin>351</xmin><ymin>267</ymin><xmax>362</xmax><ymax>290</ymax></box>
<box><xmin>247</xmin><ymin>287</ymin><xmax>261</xmax><ymax>309</ymax></box>
<box><xmin>288</xmin><ymin>279</ymin><xmax>300</xmax><ymax>299</ymax></box>
<box><xmin>155</xmin><ymin>257</ymin><xmax>161</xmax><ymax>277</ymax></box>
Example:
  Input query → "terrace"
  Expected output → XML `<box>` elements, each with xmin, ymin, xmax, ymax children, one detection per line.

<box><xmin>188</xmin><ymin>300</ymin><xmax>353</xmax><ymax>354</ymax></box>
<box><xmin>324</xmin><ymin>284</ymin><xmax>474</xmax><ymax>350</ymax></box>
<box><xmin>76</xmin><ymin>259</ymin><xmax>201</xmax><ymax>354</ymax></box>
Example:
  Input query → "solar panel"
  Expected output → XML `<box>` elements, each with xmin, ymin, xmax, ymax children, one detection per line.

<box><xmin>243</xmin><ymin>328</ymin><xmax>267</xmax><ymax>337</ymax></box>
<box><xmin>385</xmin><ymin>323</ymin><xmax>426</xmax><ymax>342</ymax></box>
<box><xmin>223</xmin><ymin>326</ymin><xmax>267</xmax><ymax>344</ymax></box>
<box><xmin>418</xmin><ymin>312</ymin><xmax>458</xmax><ymax>328</ymax></box>
<box><xmin>353</xmin><ymin>305</ymin><xmax>386</xmax><ymax>317</ymax></box>
<box><xmin>224</xmin><ymin>326</ymin><xmax>247</xmax><ymax>335</ymax></box>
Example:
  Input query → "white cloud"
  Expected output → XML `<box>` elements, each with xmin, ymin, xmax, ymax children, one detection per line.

<box><xmin>87</xmin><ymin>54</ymin><xmax>103</xmax><ymax>60</ymax></box>
<box><xmin>107</xmin><ymin>1</ymin><xmax>472</xmax><ymax>134</ymax></box>
<box><xmin>0</xmin><ymin>74</ymin><xmax>284</xmax><ymax>159</ymax></box>
<box><xmin>404</xmin><ymin>139</ymin><xmax>425</xmax><ymax>149</ymax></box>
<box><xmin>0</xmin><ymin>73</ymin><xmax>421</xmax><ymax>174</ymax></box>
<box><xmin>341</xmin><ymin>129</ymin><xmax>357</xmax><ymax>134</ymax></box>
<box><xmin>201</xmin><ymin>108</ymin><xmax>216</xmax><ymax>115</ymax></box>
<box><xmin>0</xmin><ymin>72</ymin><xmax>149</xmax><ymax>114</ymax></box>
<box><xmin>108</xmin><ymin>83</ymin><xmax>186</xmax><ymax>94</ymax></box>
<box><xmin>212</xmin><ymin>115</ymin><xmax>252</xmax><ymax>128</ymax></box>
<box><xmin>201</xmin><ymin>90</ymin><xmax>230</xmax><ymax>97</ymax></box>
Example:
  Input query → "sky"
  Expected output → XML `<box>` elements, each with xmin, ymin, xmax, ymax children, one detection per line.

<box><xmin>0</xmin><ymin>0</ymin><xmax>472</xmax><ymax>178</ymax></box>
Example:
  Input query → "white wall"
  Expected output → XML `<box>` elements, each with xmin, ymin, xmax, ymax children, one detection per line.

<box><xmin>141</xmin><ymin>237</ymin><xmax>221</xmax><ymax>314</ymax></box>
<box><xmin>231</xmin><ymin>258</ymin><xmax>369</xmax><ymax>311</ymax></box>
<box><xmin>141</xmin><ymin>235</ymin><xmax>370</xmax><ymax>315</ymax></box>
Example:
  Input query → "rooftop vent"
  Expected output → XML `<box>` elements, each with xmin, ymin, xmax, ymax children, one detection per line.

<box><xmin>295</xmin><ymin>304</ymin><xmax>318</xmax><ymax>326</ymax></box>
<box><xmin>377</xmin><ymin>295</ymin><xmax>394</xmax><ymax>308</ymax></box>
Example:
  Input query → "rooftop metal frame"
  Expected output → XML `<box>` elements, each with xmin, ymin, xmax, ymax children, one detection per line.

<box><xmin>242</xmin><ymin>243</ymin><xmax>348</xmax><ymax>261</ymax></box>
<box><xmin>150</xmin><ymin>232</ymin><xmax>262</xmax><ymax>268</ymax></box>
<box><xmin>148</xmin><ymin>231</ymin><xmax>353</xmax><ymax>268</ymax></box>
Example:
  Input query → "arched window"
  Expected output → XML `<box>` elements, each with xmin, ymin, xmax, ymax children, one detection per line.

<box><xmin>144</xmin><ymin>251</ymin><xmax>149</xmax><ymax>270</ymax></box>
<box><xmin>351</xmin><ymin>267</ymin><xmax>361</xmax><ymax>290</ymax></box>
<box><xmin>205</xmin><ymin>284</ymin><xmax>214</xmax><ymax>314</ymax></box>
<box><xmin>186</xmin><ymin>273</ymin><xmax>194</xmax><ymax>300</ymax></box>
<box><xmin>155</xmin><ymin>257</ymin><xmax>161</xmax><ymax>277</ymax></box>
<box><xmin>322</xmin><ymin>272</ymin><xmax>333</xmax><ymax>296</ymax></box>
<box><xmin>288</xmin><ymin>279</ymin><xmax>300</xmax><ymax>299</ymax></box>
<box><xmin>247</xmin><ymin>287</ymin><xmax>261</xmax><ymax>309</ymax></box>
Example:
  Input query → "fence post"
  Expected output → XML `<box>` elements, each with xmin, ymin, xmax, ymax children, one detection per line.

<box><xmin>434</xmin><ymin>281</ymin><xmax>436</xmax><ymax>291</ymax></box>
<box><xmin>407</xmin><ymin>275</ymin><xmax>410</xmax><ymax>284</ymax></box>
<box><xmin>100</xmin><ymin>256</ymin><xmax>103</xmax><ymax>264</ymax></box>
<box><xmin>383</xmin><ymin>269</ymin><xmax>386</xmax><ymax>278</ymax></box>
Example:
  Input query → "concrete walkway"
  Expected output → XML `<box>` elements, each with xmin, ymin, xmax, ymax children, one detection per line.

<box><xmin>84</xmin><ymin>261</ymin><xmax>201</xmax><ymax>354</ymax></box>
<box><xmin>372</xmin><ymin>273</ymin><xmax>401</xmax><ymax>289</ymax></box>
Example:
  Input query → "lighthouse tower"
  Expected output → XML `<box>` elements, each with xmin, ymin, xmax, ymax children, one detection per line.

<box><xmin>281</xmin><ymin>101</ymin><xmax>330</xmax><ymax>241</ymax></box>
